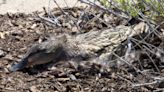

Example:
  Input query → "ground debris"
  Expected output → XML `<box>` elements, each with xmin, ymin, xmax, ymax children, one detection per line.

<box><xmin>0</xmin><ymin>6</ymin><xmax>164</xmax><ymax>92</ymax></box>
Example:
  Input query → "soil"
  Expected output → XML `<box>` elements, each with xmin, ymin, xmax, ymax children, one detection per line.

<box><xmin>0</xmin><ymin>0</ymin><xmax>86</xmax><ymax>14</ymax></box>
<box><xmin>0</xmin><ymin>7</ymin><xmax>163</xmax><ymax>92</ymax></box>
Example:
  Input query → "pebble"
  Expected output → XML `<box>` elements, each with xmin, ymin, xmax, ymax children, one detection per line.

<box><xmin>0</xmin><ymin>49</ymin><xmax>6</xmax><ymax>57</ymax></box>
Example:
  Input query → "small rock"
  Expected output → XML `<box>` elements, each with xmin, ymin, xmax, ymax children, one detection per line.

<box><xmin>49</xmin><ymin>66</ymin><xmax>57</xmax><ymax>71</ymax></box>
<box><xmin>30</xmin><ymin>24</ymin><xmax>37</xmax><ymax>29</ymax></box>
<box><xmin>69</xmin><ymin>74</ymin><xmax>77</xmax><ymax>81</ymax></box>
<box><xmin>0</xmin><ymin>32</ymin><xmax>6</xmax><ymax>39</ymax></box>
<box><xmin>71</xmin><ymin>27</ymin><xmax>78</xmax><ymax>34</ymax></box>
<box><xmin>0</xmin><ymin>49</ymin><xmax>6</xmax><ymax>57</ymax></box>
<box><xmin>4</xmin><ymin>54</ymin><xmax>14</xmax><ymax>60</ymax></box>
<box><xmin>4</xmin><ymin>67</ymin><xmax>10</xmax><ymax>73</ymax></box>
<box><xmin>11</xmin><ymin>30</ymin><xmax>23</xmax><ymax>36</ymax></box>
<box><xmin>30</xmin><ymin>86</ymin><xmax>41</xmax><ymax>92</ymax></box>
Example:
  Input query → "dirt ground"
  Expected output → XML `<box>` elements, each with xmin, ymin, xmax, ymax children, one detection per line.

<box><xmin>0</xmin><ymin>0</ymin><xmax>86</xmax><ymax>14</ymax></box>
<box><xmin>0</xmin><ymin>10</ymin><xmax>119</xmax><ymax>92</ymax></box>
<box><xmin>0</xmin><ymin>7</ymin><xmax>164</xmax><ymax>92</ymax></box>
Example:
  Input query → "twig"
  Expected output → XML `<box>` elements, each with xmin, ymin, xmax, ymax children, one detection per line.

<box><xmin>143</xmin><ymin>46</ymin><xmax>160</xmax><ymax>72</ymax></box>
<box><xmin>132</xmin><ymin>77</ymin><xmax>164</xmax><ymax>87</ymax></box>
<box><xmin>79</xmin><ymin>0</ymin><xmax>130</xmax><ymax>19</ymax></box>
<box><xmin>53</xmin><ymin>0</ymin><xmax>80</xmax><ymax>31</ymax></box>
<box><xmin>132</xmin><ymin>81</ymin><xmax>157</xmax><ymax>87</ymax></box>
<box><xmin>112</xmin><ymin>52</ymin><xmax>141</xmax><ymax>73</ymax></box>
<box><xmin>37</xmin><ymin>14</ymin><xmax>61</xmax><ymax>26</ymax></box>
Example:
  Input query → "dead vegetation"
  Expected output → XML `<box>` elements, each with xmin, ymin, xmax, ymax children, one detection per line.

<box><xmin>0</xmin><ymin>0</ymin><xmax>164</xmax><ymax>91</ymax></box>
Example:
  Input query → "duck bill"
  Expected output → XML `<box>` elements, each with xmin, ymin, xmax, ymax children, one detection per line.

<box><xmin>9</xmin><ymin>59</ymin><xmax>28</xmax><ymax>72</ymax></box>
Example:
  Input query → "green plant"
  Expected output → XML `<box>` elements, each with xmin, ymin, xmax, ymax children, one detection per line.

<box><xmin>97</xmin><ymin>0</ymin><xmax>164</xmax><ymax>18</ymax></box>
